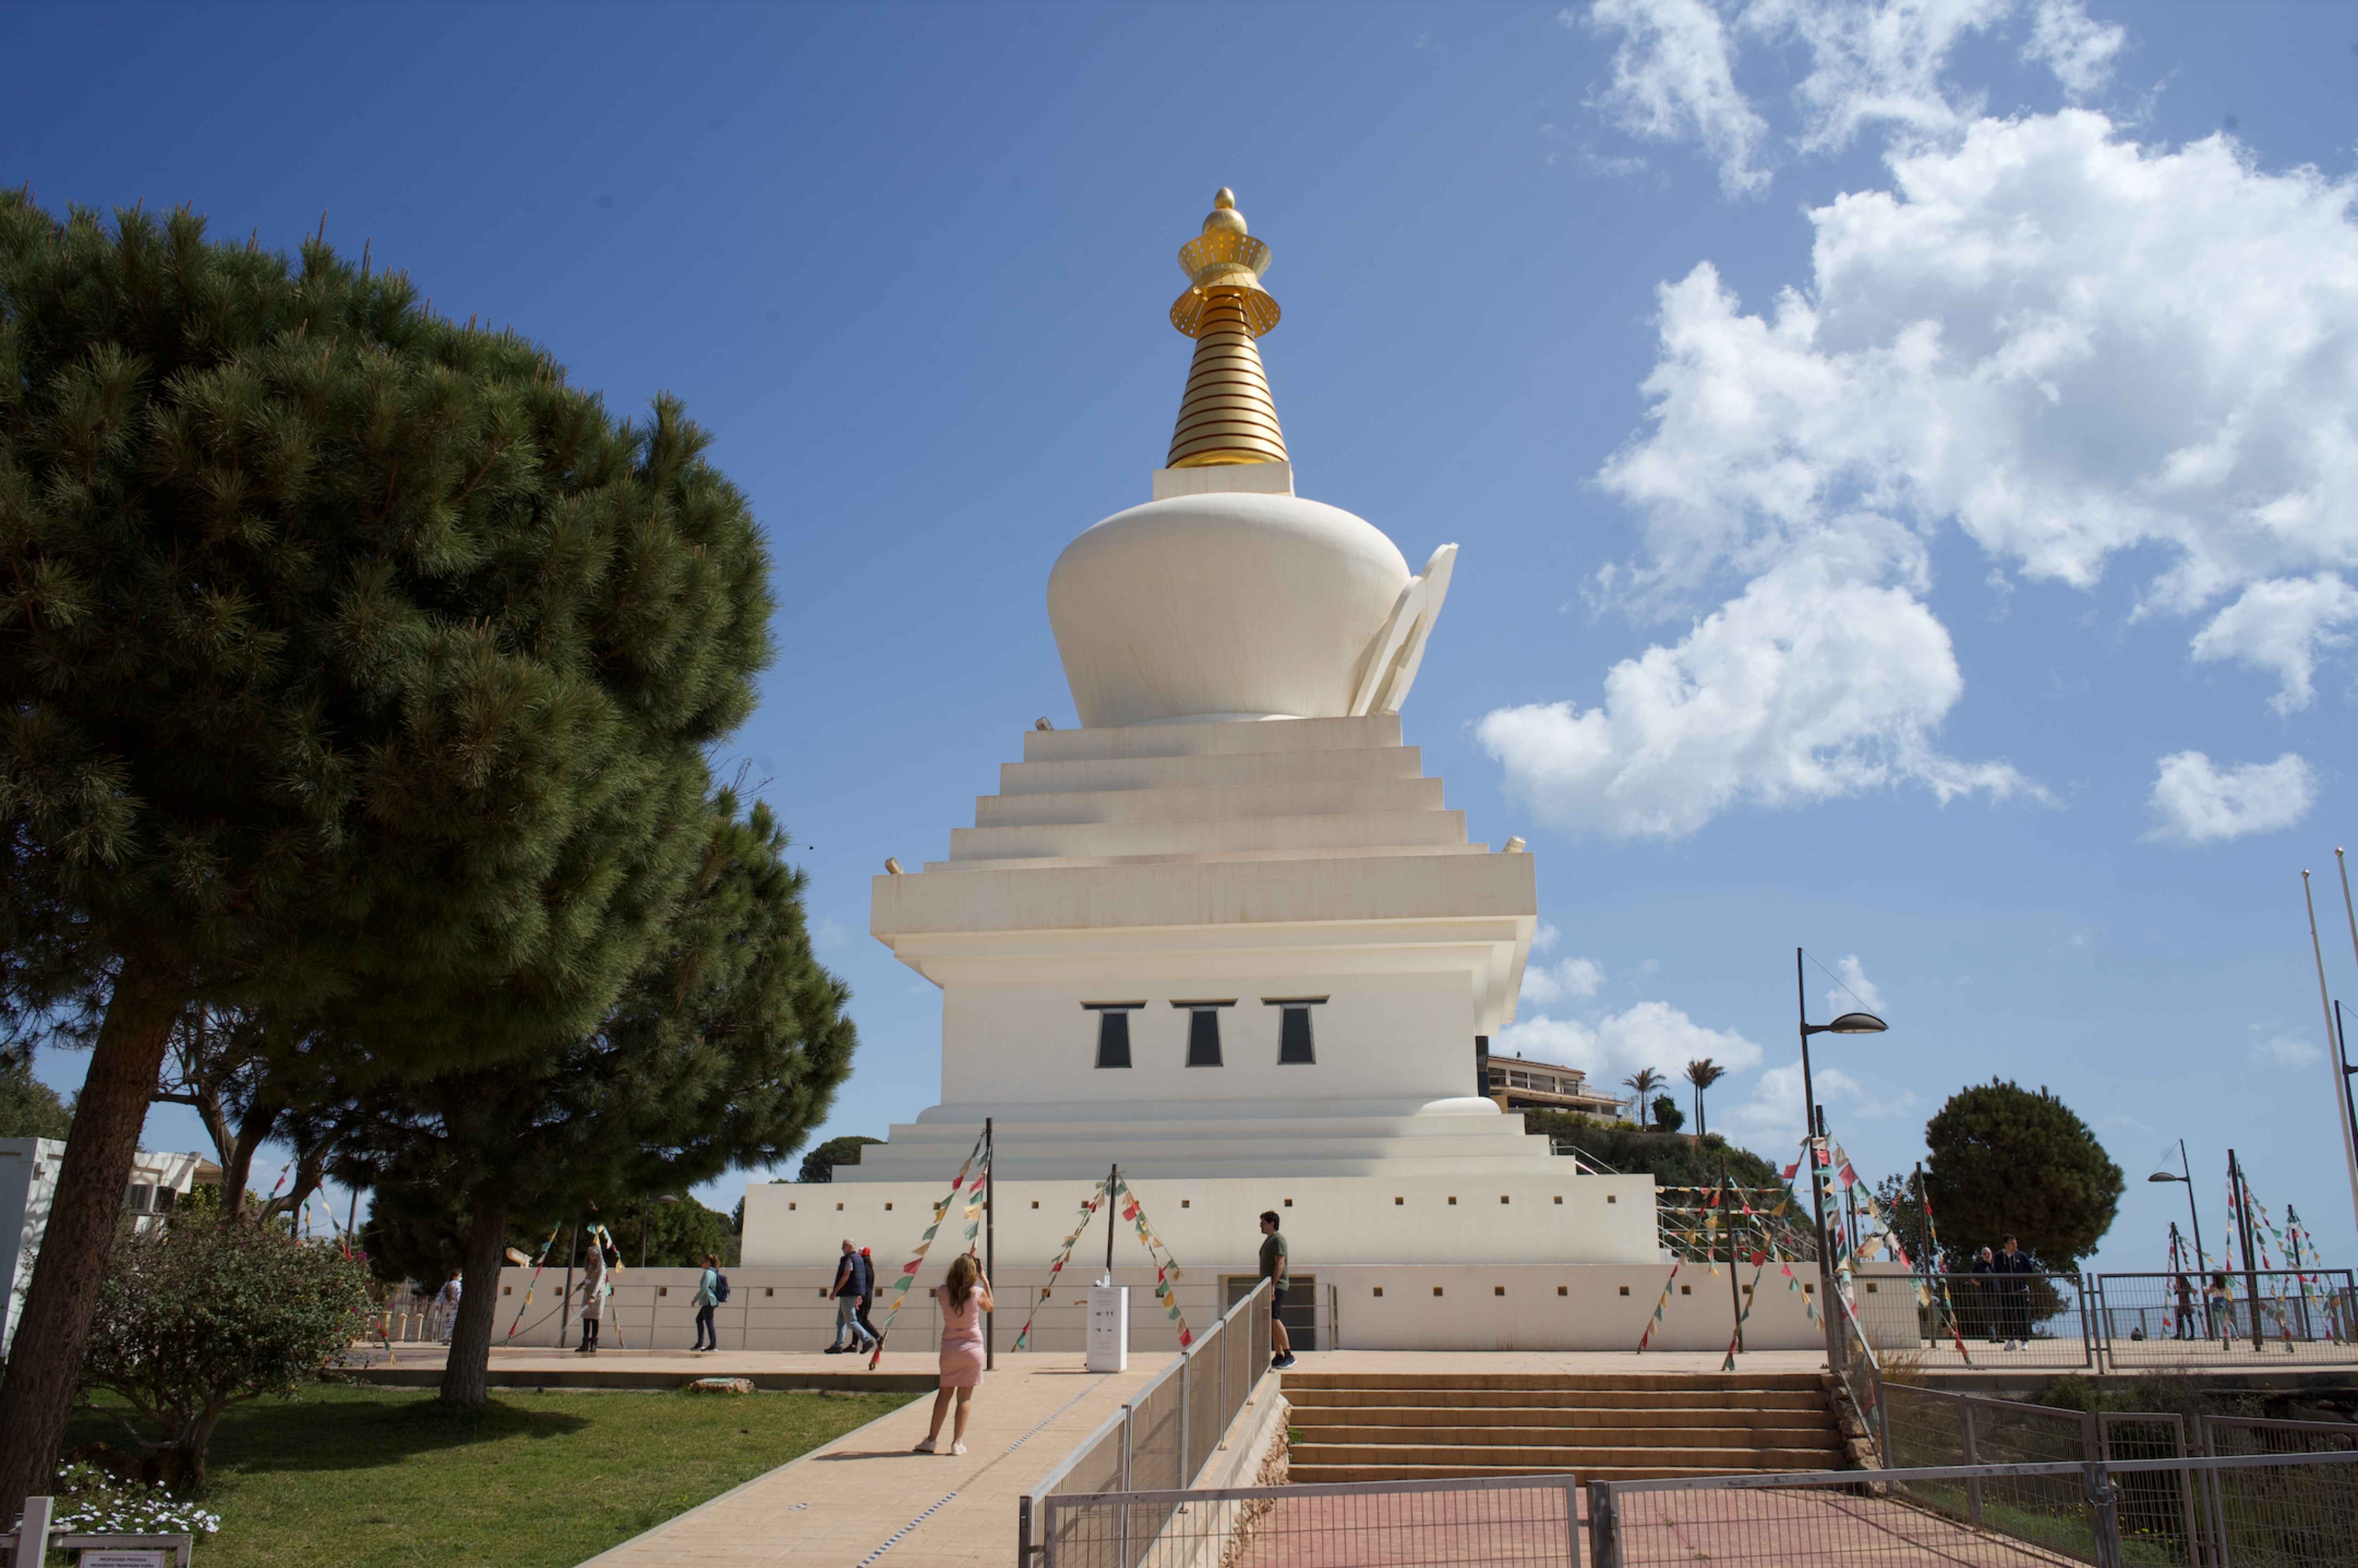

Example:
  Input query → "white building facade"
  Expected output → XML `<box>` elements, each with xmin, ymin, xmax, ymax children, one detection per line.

<box><xmin>742</xmin><ymin>191</ymin><xmax>1813</xmax><ymax>1353</ymax></box>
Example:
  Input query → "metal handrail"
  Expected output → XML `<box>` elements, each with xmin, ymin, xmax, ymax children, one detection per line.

<box><xmin>1018</xmin><ymin>1276</ymin><xmax>1274</xmax><ymax>1550</ymax></box>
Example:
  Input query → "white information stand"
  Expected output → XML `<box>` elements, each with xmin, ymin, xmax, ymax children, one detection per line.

<box><xmin>1086</xmin><ymin>1284</ymin><xmax>1129</xmax><ymax>1371</ymax></box>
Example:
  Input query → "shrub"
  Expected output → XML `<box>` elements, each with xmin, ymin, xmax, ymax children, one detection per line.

<box><xmin>1650</xmin><ymin>1096</ymin><xmax>1685</xmax><ymax>1133</ymax></box>
<box><xmin>79</xmin><ymin>1208</ymin><xmax>373</xmax><ymax>1485</ymax></box>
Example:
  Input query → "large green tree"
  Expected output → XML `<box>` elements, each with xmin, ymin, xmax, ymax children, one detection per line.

<box><xmin>0</xmin><ymin>1050</ymin><xmax>69</xmax><ymax>1140</ymax></box>
<box><xmin>0</xmin><ymin>198</ymin><xmax>771</xmax><ymax>1511</ymax></box>
<box><xmin>798</xmin><ymin>1134</ymin><xmax>883</xmax><ymax>1183</ymax></box>
<box><xmin>1922</xmin><ymin>1079</ymin><xmax>2123</xmax><ymax>1270</ymax></box>
<box><xmin>352</xmin><ymin>793</ymin><xmax>854</xmax><ymax>1403</ymax></box>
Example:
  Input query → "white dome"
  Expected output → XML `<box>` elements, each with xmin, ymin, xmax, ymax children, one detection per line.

<box><xmin>1048</xmin><ymin>491</ymin><xmax>1412</xmax><ymax>727</ymax></box>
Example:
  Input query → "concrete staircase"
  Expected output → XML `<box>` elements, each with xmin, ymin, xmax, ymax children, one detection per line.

<box><xmin>1283</xmin><ymin>1371</ymin><xmax>1844</xmax><ymax>1483</ymax></box>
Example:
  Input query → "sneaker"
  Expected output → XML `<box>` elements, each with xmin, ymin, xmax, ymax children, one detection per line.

<box><xmin>823</xmin><ymin>1344</ymin><xmax>845</xmax><ymax>1355</ymax></box>
<box><xmin>913</xmin><ymin>1437</ymin><xmax>936</xmax><ymax>1454</ymax></box>
<box><xmin>951</xmin><ymin>1442</ymin><xmax>967</xmax><ymax>1456</ymax></box>
<box><xmin>1272</xmin><ymin>1353</ymin><xmax>1297</xmax><ymax>1370</ymax></box>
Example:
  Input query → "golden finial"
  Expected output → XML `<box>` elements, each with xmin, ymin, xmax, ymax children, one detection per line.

<box><xmin>1166</xmin><ymin>187</ymin><xmax>1288</xmax><ymax>469</ymax></box>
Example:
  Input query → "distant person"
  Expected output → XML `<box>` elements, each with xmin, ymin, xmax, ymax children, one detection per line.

<box><xmin>854</xmin><ymin>1246</ymin><xmax>881</xmax><ymax>1350</ymax></box>
<box><xmin>433</xmin><ymin>1269</ymin><xmax>463</xmax><ymax>1346</ymax></box>
<box><xmin>914</xmin><ymin>1253</ymin><xmax>994</xmax><ymax>1455</ymax></box>
<box><xmin>2173</xmin><ymin>1274</ymin><xmax>2196</xmax><ymax>1341</ymax></box>
<box><xmin>1969</xmin><ymin>1247</ymin><xmax>1998</xmax><ymax>1343</ymax></box>
<box><xmin>1260</xmin><ymin>1211</ymin><xmax>1295</xmax><ymax>1370</ymax></box>
<box><xmin>825</xmin><ymin>1239</ymin><xmax>865</xmax><ymax>1354</ymax></box>
<box><xmin>1995</xmin><ymin>1236</ymin><xmax>2035</xmax><ymax>1350</ymax></box>
<box><xmin>693</xmin><ymin>1252</ymin><xmax>722</xmax><ymax>1353</ymax></box>
<box><xmin>2206</xmin><ymin>1272</ymin><xmax>2233</xmax><ymax>1342</ymax></box>
<box><xmin>575</xmin><ymin>1236</ymin><xmax>608</xmax><ymax>1354</ymax></box>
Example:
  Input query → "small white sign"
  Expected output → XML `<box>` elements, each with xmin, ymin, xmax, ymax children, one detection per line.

<box><xmin>81</xmin><ymin>1552</ymin><xmax>170</xmax><ymax>1568</ymax></box>
<box><xmin>1086</xmin><ymin>1285</ymin><xmax>1129</xmax><ymax>1372</ymax></box>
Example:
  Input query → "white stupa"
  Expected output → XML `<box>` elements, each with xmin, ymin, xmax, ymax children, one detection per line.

<box><xmin>745</xmin><ymin>191</ymin><xmax>1661</xmax><ymax>1286</ymax></box>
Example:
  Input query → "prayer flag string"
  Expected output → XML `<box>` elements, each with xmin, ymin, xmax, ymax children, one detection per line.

<box><xmin>867</xmin><ymin>1130</ymin><xmax>989</xmax><ymax>1369</ymax></box>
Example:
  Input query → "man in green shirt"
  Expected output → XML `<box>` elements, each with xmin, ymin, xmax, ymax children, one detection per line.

<box><xmin>1258</xmin><ymin>1211</ymin><xmax>1295</xmax><ymax>1370</ymax></box>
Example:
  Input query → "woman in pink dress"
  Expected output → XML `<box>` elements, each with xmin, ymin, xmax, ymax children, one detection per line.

<box><xmin>914</xmin><ymin>1253</ymin><xmax>994</xmax><ymax>1455</ymax></box>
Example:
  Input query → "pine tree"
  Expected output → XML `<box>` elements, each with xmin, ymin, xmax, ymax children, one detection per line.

<box><xmin>349</xmin><ymin>792</ymin><xmax>854</xmax><ymax>1403</ymax></box>
<box><xmin>1922</xmin><ymin>1078</ymin><xmax>2124</xmax><ymax>1270</ymax></box>
<box><xmin>0</xmin><ymin>197</ymin><xmax>773</xmax><ymax>1505</ymax></box>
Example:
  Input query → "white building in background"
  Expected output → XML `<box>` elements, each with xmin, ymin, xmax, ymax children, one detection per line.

<box><xmin>737</xmin><ymin>192</ymin><xmax>1819</xmax><ymax>1353</ymax></box>
<box><xmin>0</xmin><ymin>1138</ymin><xmax>216</xmax><ymax>1356</ymax></box>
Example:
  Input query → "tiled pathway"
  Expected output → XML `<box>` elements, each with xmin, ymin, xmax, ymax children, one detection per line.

<box><xmin>580</xmin><ymin>1359</ymin><xmax>1161</xmax><ymax>1568</ymax></box>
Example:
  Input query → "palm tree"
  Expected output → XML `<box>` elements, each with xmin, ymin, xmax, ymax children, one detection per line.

<box><xmin>1685</xmin><ymin>1058</ymin><xmax>1728</xmax><ymax>1137</ymax></box>
<box><xmin>1623</xmin><ymin>1068</ymin><xmax>1666</xmax><ymax>1129</ymax></box>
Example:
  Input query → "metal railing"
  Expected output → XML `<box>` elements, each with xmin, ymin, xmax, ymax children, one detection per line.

<box><xmin>1589</xmin><ymin>1451</ymin><xmax>2358</xmax><ymax>1568</ymax></box>
<box><xmin>1019</xmin><ymin>1278</ymin><xmax>1273</xmax><ymax>1568</ymax></box>
<box><xmin>2094</xmin><ymin>1271</ymin><xmax>2358</xmax><ymax>1367</ymax></box>
<box><xmin>1037</xmin><ymin>1473</ymin><xmax>1578</xmax><ymax>1568</ymax></box>
<box><xmin>1857</xmin><ymin>1269</ymin><xmax>2097</xmax><ymax>1367</ymax></box>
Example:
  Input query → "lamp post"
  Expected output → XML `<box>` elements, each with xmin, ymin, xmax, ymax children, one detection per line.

<box><xmin>2147</xmin><ymin>1139</ymin><xmax>2207</xmax><ymax>1277</ymax></box>
<box><xmin>640</xmin><ymin>1193</ymin><xmax>681</xmax><ymax>1269</ymax></box>
<box><xmin>1795</xmin><ymin>947</ymin><xmax>1888</xmax><ymax>1370</ymax></box>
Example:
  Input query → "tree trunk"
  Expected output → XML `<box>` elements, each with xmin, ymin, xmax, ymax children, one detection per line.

<box><xmin>0</xmin><ymin>957</ymin><xmax>183</xmax><ymax>1531</ymax></box>
<box><xmin>437</xmin><ymin>1187</ymin><xmax>510</xmax><ymax>1408</ymax></box>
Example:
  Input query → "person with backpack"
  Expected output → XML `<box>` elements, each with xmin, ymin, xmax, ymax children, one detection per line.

<box><xmin>693</xmin><ymin>1252</ymin><xmax>723</xmax><ymax>1352</ymax></box>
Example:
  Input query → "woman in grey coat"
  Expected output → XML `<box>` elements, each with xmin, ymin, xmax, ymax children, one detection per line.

<box><xmin>576</xmin><ymin>1238</ymin><xmax>609</xmax><ymax>1354</ymax></box>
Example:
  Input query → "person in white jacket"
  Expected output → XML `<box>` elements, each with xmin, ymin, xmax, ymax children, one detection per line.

<box><xmin>432</xmin><ymin>1270</ymin><xmax>463</xmax><ymax>1345</ymax></box>
<box><xmin>575</xmin><ymin>1238</ymin><xmax>609</xmax><ymax>1353</ymax></box>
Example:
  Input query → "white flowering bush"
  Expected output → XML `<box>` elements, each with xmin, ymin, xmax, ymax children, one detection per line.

<box><xmin>50</xmin><ymin>1461</ymin><xmax>220</xmax><ymax>1535</ymax></box>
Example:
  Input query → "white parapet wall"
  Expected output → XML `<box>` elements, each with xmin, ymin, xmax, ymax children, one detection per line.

<box><xmin>479</xmin><ymin>1258</ymin><xmax>1830</xmax><ymax>1355</ymax></box>
<box><xmin>743</xmin><ymin>1171</ymin><xmax>1663</xmax><ymax>1273</ymax></box>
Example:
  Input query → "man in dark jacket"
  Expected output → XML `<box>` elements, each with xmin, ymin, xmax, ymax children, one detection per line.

<box><xmin>852</xmin><ymin>1246</ymin><xmax>882</xmax><ymax>1350</ymax></box>
<box><xmin>825</xmin><ymin>1238</ymin><xmax>870</xmax><ymax>1354</ymax></box>
<box><xmin>1994</xmin><ymin>1235</ymin><xmax>2037</xmax><ymax>1350</ymax></box>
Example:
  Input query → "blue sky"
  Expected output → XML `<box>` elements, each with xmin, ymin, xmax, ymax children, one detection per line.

<box><xmin>7</xmin><ymin>1</ymin><xmax>2356</xmax><ymax>1274</ymax></box>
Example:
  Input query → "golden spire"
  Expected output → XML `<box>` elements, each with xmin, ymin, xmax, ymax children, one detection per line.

<box><xmin>1165</xmin><ymin>188</ymin><xmax>1288</xmax><ymax>469</ymax></box>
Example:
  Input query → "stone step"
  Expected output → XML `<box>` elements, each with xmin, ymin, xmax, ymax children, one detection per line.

<box><xmin>1284</xmin><ymin>1386</ymin><xmax>1830</xmax><ymax>1411</ymax></box>
<box><xmin>1297</xmin><ymin>1423</ymin><xmax>1843</xmax><ymax>1453</ymax></box>
<box><xmin>1281</xmin><ymin>1372</ymin><xmax>1825</xmax><ymax>1391</ymax></box>
<box><xmin>1289</xmin><ymin>1441</ymin><xmax>1844</xmax><ymax>1471</ymax></box>
<box><xmin>948</xmin><ymin>807</ymin><xmax>1466</xmax><ymax>862</ymax></box>
<box><xmin>998</xmin><ymin>745</ymin><xmax>1424</xmax><ymax>797</ymax></box>
<box><xmin>1289</xmin><ymin>1463</ymin><xmax>1771</xmax><ymax>1484</ymax></box>
<box><xmin>973</xmin><ymin>776</ymin><xmax>1446</xmax><ymax>827</ymax></box>
<box><xmin>1288</xmin><ymin>1405</ymin><xmax>1840</xmax><ymax>1433</ymax></box>
<box><xmin>1020</xmin><ymin>714</ymin><xmax>1401</xmax><ymax>763</ymax></box>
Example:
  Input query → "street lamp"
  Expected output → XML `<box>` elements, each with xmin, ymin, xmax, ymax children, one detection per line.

<box><xmin>2147</xmin><ymin>1138</ymin><xmax>2207</xmax><ymax>1277</ymax></box>
<box><xmin>1796</xmin><ymin>947</ymin><xmax>1888</xmax><ymax>1369</ymax></box>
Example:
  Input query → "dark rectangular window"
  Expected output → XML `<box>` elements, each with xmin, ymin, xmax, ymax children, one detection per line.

<box><xmin>1173</xmin><ymin>1000</ymin><xmax>1234</xmax><ymax>1066</ymax></box>
<box><xmin>1083</xmin><ymin>1002</ymin><xmax>1143</xmax><ymax>1069</ymax></box>
<box><xmin>1263</xmin><ymin>996</ymin><xmax>1328</xmax><ymax>1065</ymax></box>
<box><xmin>1187</xmin><ymin>1010</ymin><xmax>1221</xmax><ymax>1066</ymax></box>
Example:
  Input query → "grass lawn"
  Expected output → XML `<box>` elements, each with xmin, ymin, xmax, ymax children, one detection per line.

<box><xmin>63</xmin><ymin>1383</ymin><xmax>917</xmax><ymax>1568</ymax></box>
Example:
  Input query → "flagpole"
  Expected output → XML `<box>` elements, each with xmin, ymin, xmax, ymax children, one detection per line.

<box><xmin>2304</xmin><ymin>871</ymin><xmax>2358</xmax><ymax>1239</ymax></box>
<box><xmin>984</xmin><ymin>1117</ymin><xmax>995</xmax><ymax>1372</ymax></box>
<box><xmin>1722</xmin><ymin>1157</ymin><xmax>1743</xmax><ymax>1355</ymax></box>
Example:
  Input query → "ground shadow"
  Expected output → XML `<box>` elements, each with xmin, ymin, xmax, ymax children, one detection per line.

<box><xmin>68</xmin><ymin>1390</ymin><xmax>591</xmax><ymax>1479</ymax></box>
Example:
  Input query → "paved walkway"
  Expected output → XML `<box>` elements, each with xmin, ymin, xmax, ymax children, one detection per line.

<box><xmin>578</xmin><ymin>1357</ymin><xmax>1163</xmax><ymax>1568</ymax></box>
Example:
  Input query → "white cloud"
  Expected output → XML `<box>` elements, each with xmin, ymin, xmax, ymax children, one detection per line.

<box><xmin>1577</xmin><ymin>0</ymin><xmax>1772</xmax><ymax>196</ymax></box>
<box><xmin>1496</xmin><ymin>108</ymin><xmax>2358</xmax><ymax>837</ymax></box>
<box><xmin>1522</xmin><ymin>956</ymin><xmax>1608</xmax><ymax>1004</ymax></box>
<box><xmin>1495</xmin><ymin>1000</ymin><xmax>1765</xmax><ymax>1087</ymax></box>
<box><xmin>2189</xmin><ymin>574</ymin><xmax>2358</xmax><ymax>715</ymax></box>
<box><xmin>1574</xmin><ymin>1</ymin><xmax>2125</xmax><ymax>192</ymax></box>
<box><xmin>1827</xmin><ymin>953</ymin><xmax>1886</xmax><ymax>1015</ymax></box>
<box><xmin>2022</xmin><ymin>0</ymin><xmax>2125</xmax><ymax>99</ymax></box>
<box><xmin>1533</xmin><ymin>920</ymin><xmax>1563</xmax><ymax>953</ymax></box>
<box><xmin>1479</xmin><ymin>540</ymin><xmax>2029</xmax><ymax>838</ymax></box>
<box><xmin>1598</xmin><ymin>115</ymin><xmax>2358</xmax><ymax>611</ymax></box>
<box><xmin>2145</xmin><ymin>751</ymin><xmax>2316</xmax><ymax>844</ymax></box>
<box><xmin>1721</xmin><ymin>1058</ymin><xmax>1921</xmax><ymax>1141</ymax></box>
<box><xmin>2249</xmin><ymin>1032</ymin><xmax>2322</xmax><ymax>1069</ymax></box>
